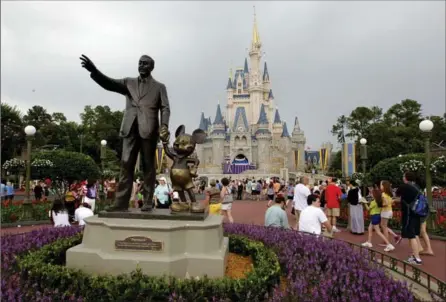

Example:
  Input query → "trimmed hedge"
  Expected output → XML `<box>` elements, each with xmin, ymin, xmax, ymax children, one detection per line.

<box><xmin>369</xmin><ymin>153</ymin><xmax>425</xmax><ymax>187</ymax></box>
<box><xmin>18</xmin><ymin>233</ymin><xmax>281</xmax><ymax>301</ymax></box>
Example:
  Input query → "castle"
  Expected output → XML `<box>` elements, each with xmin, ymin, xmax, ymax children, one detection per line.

<box><xmin>196</xmin><ymin>13</ymin><xmax>312</xmax><ymax>176</ymax></box>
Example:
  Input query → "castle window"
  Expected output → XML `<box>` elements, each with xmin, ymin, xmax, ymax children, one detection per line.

<box><xmin>238</xmin><ymin>83</ymin><xmax>241</xmax><ymax>87</ymax></box>
<box><xmin>237</xmin><ymin>89</ymin><xmax>241</xmax><ymax>94</ymax></box>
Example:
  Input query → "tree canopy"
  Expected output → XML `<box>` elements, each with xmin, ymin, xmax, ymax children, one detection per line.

<box><xmin>1</xmin><ymin>102</ymin><xmax>123</xmax><ymax>172</ymax></box>
<box><xmin>331</xmin><ymin>99</ymin><xmax>446</xmax><ymax>168</ymax></box>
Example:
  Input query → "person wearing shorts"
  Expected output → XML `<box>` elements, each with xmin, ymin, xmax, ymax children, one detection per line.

<box><xmin>220</xmin><ymin>178</ymin><xmax>234</xmax><ymax>223</ymax></box>
<box><xmin>325</xmin><ymin>178</ymin><xmax>342</xmax><ymax>232</ymax></box>
<box><xmin>361</xmin><ymin>190</ymin><xmax>395</xmax><ymax>252</ymax></box>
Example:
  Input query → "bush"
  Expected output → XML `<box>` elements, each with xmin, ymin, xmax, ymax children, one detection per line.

<box><xmin>369</xmin><ymin>154</ymin><xmax>430</xmax><ymax>187</ymax></box>
<box><xmin>16</xmin><ymin>232</ymin><xmax>280</xmax><ymax>301</ymax></box>
<box><xmin>32</xmin><ymin>150</ymin><xmax>101</xmax><ymax>183</ymax></box>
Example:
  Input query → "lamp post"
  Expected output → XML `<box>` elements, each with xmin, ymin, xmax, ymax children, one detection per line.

<box><xmin>100</xmin><ymin>140</ymin><xmax>107</xmax><ymax>172</ymax></box>
<box><xmin>21</xmin><ymin>125</ymin><xmax>36</xmax><ymax>221</ymax></box>
<box><xmin>360</xmin><ymin>138</ymin><xmax>367</xmax><ymax>197</ymax></box>
<box><xmin>419</xmin><ymin>119</ymin><xmax>435</xmax><ymax>230</ymax></box>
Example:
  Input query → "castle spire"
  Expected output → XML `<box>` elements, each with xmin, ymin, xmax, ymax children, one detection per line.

<box><xmin>257</xmin><ymin>104</ymin><xmax>269</xmax><ymax>125</ymax></box>
<box><xmin>263</xmin><ymin>61</ymin><xmax>269</xmax><ymax>82</ymax></box>
<box><xmin>251</xmin><ymin>6</ymin><xmax>261</xmax><ymax>48</ymax></box>
<box><xmin>273</xmin><ymin>108</ymin><xmax>281</xmax><ymax>124</ymax></box>
<box><xmin>281</xmin><ymin>122</ymin><xmax>290</xmax><ymax>137</ymax></box>
<box><xmin>244</xmin><ymin>58</ymin><xmax>249</xmax><ymax>73</ymax></box>
<box><xmin>198</xmin><ymin>111</ymin><xmax>207</xmax><ymax>131</ymax></box>
<box><xmin>268</xmin><ymin>89</ymin><xmax>274</xmax><ymax>99</ymax></box>
<box><xmin>213</xmin><ymin>103</ymin><xmax>224</xmax><ymax>125</ymax></box>
<box><xmin>293</xmin><ymin>116</ymin><xmax>300</xmax><ymax>130</ymax></box>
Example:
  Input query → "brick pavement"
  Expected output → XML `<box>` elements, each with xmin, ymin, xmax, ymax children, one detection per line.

<box><xmin>2</xmin><ymin>200</ymin><xmax>444</xmax><ymax>281</ymax></box>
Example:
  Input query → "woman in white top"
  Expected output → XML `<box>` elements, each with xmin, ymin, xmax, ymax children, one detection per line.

<box><xmin>49</xmin><ymin>200</ymin><xmax>71</xmax><ymax>227</ymax></box>
<box><xmin>220</xmin><ymin>178</ymin><xmax>234</xmax><ymax>223</ymax></box>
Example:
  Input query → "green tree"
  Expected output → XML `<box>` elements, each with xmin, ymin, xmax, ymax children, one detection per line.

<box><xmin>79</xmin><ymin>105</ymin><xmax>124</xmax><ymax>162</ymax></box>
<box><xmin>32</xmin><ymin>150</ymin><xmax>100</xmax><ymax>182</ymax></box>
<box><xmin>330</xmin><ymin>99</ymin><xmax>444</xmax><ymax>169</ymax></box>
<box><xmin>331</xmin><ymin>115</ymin><xmax>348</xmax><ymax>144</ymax></box>
<box><xmin>1</xmin><ymin>103</ymin><xmax>25</xmax><ymax>163</ymax></box>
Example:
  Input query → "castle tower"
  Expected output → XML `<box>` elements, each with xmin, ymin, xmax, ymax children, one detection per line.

<box><xmin>291</xmin><ymin>117</ymin><xmax>306</xmax><ymax>171</ymax></box>
<box><xmin>211</xmin><ymin>103</ymin><xmax>226</xmax><ymax>169</ymax></box>
<box><xmin>248</xmin><ymin>8</ymin><xmax>264</xmax><ymax>125</ymax></box>
<box><xmin>272</xmin><ymin>107</ymin><xmax>283</xmax><ymax>140</ymax></box>
<box><xmin>255</xmin><ymin>104</ymin><xmax>272</xmax><ymax>172</ymax></box>
<box><xmin>226</xmin><ymin>68</ymin><xmax>234</xmax><ymax>127</ymax></box>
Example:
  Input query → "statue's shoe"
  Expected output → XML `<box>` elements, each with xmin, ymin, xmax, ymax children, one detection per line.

<box><xmin>179</xmin><ymin>202</ymin><xmax>190</xmax><ymax>210</ymax></box>
<box><xmin>190</xmin><ymin>203</ymin><xmax>205</xmax><ymax>213</ymax></box>
<box><xmin>140</xmin><ymin>203</ymin><xmax>153</xmax><ymax>212</ymax></box>
<box><xmin>171</xmin><ymin>202</ymin><xmax>185</xmax><ymax>212</ymax></box>
<box><xmin>105</xmin><ymin>205</ymin><xmax>129</xmax><ymax>212</ymax></box>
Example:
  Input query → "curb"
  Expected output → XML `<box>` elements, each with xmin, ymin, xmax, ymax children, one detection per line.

<box><xmin>1</xmin><ymin>220</ymin><xmax>50</xmax><ymax>228</ymax></box>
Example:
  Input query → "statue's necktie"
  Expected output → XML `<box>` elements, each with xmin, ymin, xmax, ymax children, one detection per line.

<box><xmin>139</xmin><ymin>79</ymin><xmax>145</xmax><ymax>96</ymax></box>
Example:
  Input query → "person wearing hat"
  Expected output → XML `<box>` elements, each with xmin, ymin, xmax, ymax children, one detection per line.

<box><xmin>154</xmin><ymin>177</ymin><xmax>172</xmax><ymax>209</ymax></box>
<box><xmin>204</xmin><ymin>179</ymin><xmax>222</xmax><ymax>215</ymax></box>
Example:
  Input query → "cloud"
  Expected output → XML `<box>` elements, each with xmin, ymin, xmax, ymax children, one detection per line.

<box><xmin>1</xmin><ymin>1</ymin><xmax>445</xmax><ymax>151</ymax></box>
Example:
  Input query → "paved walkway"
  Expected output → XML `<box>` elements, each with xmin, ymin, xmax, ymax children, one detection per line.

<box><xmin>2</xmin><ymin>200</ymin><xmax>445</xmax><ymax>282</ymax></box>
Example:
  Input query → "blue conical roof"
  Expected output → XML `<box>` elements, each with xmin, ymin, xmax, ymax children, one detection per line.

<box><xmin>244</xmin><ymin>58</ymin><xmax>249</xmax><ymax>73</ymax></box>
<box><xmin>273</xmin><ymin>109</ymin><xmax>281</xmax><ymax>124</ymax></box>
<box><xmin>226</xmin><ymin>77</ymin><xmax>233</xmax><ymax>89</ymax></box>
<box><xmin>257</xmin><ymin>104</ymin><xmax>269</xmax><ymax>125</ymax></box>
<box><xmin>263</xmin><ymin>62</ymin><xmax>270</xmax><ymax>81</ymax></box>
<box><xmin>213</xmin><ymin>104</ymin><xmax>224</xmax><ymax>125</ymax></box>
<box><xmin>198</xmin><ymin>112</ymin><xmax>207</xmax><ymax>130</ymax></box>
<box><xmin>268</xmin><ymin>89</ymin><xmax>274</xmax><ymax>99</ymax></box>
<box><xmin>281</xmin><ymin>122</ymin><xmax>290</xmax><ymax>137</ymax></box>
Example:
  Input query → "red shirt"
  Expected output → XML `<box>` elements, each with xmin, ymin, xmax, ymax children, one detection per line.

<box><xmin>325</xmin><ymin>184</ymin><xmax>342</xmax><ymax>209</ymax></box>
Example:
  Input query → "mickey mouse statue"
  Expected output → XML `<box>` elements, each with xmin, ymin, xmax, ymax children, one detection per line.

<box><xmin>162</xmin><ymin>125</ymin><xmax>207</xmax><ymax>213</ymax></box>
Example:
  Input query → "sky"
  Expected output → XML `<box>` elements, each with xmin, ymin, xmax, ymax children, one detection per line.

<box><xmin>1</xmin><ymin>1</ymin><xmax>445</xmax><ymax>150</ymax></box>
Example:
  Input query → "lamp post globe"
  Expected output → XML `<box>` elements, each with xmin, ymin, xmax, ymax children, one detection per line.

<box><xmin>101</xmin><ymin>140</ymin><xmax>107</xmax><ymax>146</ymax></box>
<box><xmin>360</xmin><ymin>138</ymin><xmax>367</xmax><ymax>145</ymax></box>
<box><xmin>419</xmin><ymin>119</ymin><xmax>434</xmax><ymax>132</ymax></box>
<box><xmin>24</xmin><ymin>125</ymin><xmax>36</xmax><ymax>136</ymax></box>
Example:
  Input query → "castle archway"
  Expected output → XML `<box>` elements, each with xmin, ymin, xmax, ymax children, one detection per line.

<box><xmin>232</xmin><ymin>153</ymin><xmax>249</xmax><ymax>165</ymax></box>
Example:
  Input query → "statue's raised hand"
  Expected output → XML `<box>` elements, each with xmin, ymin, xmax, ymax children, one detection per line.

<box><xmin>80</xmin><ymin>54</ymin><xmax>97</xmax><ymax>73</ymax></box>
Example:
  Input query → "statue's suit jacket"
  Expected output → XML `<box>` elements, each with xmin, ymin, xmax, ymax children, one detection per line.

<box><xmin>90</xmin><ymin>70</ymin><xmax>170</xmax><ymax>139</ymax></box>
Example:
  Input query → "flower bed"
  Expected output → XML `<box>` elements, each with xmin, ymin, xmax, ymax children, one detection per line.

<box><xmin>1</xmin><ymin>224</ymin><xmax>416</xmax><ymax>301</ymax></box>
<box><xmin>1</xmin><ymin>199</ymin><xmax>52</xmax><ymax>223</ymax></box>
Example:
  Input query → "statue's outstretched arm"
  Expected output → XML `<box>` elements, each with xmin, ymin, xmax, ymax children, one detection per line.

<box><xmin>90</xmin><ymin>70</ymin><xmax>128</xmax><ymax>95</ymax></box>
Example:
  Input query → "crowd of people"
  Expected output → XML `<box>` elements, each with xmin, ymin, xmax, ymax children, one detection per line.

<box><xmin>9</xmin><ymin>170</ymin><xmax>436</xmax><ymax>266</ymax></box>
<box><xmin>260</xmin><ymin>172</ymin><xmax>435</xmax><ymax>266</ymax></box>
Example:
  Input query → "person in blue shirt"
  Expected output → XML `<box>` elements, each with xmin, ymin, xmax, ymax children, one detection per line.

<box><xmin>0</xmin><ymin>179</ymin><xmax>6</xmax><ymax>201</ymax></box>
<box><xmin>265</xmin><ymin>193</ymin><xmax>289</xmax><ymax>229</ymax></box>
<box><xmin>5</xmin><ymin>182</ymin><xmax>15</xmax><ymax>201</ymax></box>
<box><xmin>154</xmin><ymin>177</ymin><xmax>172</xmax><ymax>209</ymax></box>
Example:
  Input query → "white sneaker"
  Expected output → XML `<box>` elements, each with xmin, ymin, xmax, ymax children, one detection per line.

<box><xmin>384</xmin><ymin>244</ymin><xmax>395</xmax><ymax>252</ymax></box>
<box><xmin>333</xmin><ymin>226</ymin><xmax>341</xmax><ymax>233</ymax></box>
<box><xmin>361</xmin><ymin>242</ymin><xmax>373</xmax><ymax>248</ymax></box>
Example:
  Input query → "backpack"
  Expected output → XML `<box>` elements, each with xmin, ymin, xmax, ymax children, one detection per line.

<box><xmin>408</xmin><ymin>185</ymin><xmax>429</xmax><ymax>217</ymax></box>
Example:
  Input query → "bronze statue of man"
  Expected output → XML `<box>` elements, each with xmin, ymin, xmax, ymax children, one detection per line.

<box><xmin>80</xmin><ymin>54</ymin><xmax>170</xmax><ymax>212</ymax></box>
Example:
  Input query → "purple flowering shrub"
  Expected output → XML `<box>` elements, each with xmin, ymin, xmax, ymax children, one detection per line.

<box><xmin>224</xmin><ymin>223</ymin><xmax>415</xmax><ymax>302</ymax></box>
<box><xmin>1</xmin><ymin>227</ymin><xmax>83</xmax><ymax>301</ymax></box>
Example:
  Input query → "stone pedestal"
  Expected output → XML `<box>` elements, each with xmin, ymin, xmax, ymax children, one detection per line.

<box><xmin>66</xmin><ymin>209</ymin><xmax>229</xmax><ymax>278</ymax></box>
